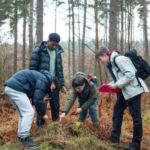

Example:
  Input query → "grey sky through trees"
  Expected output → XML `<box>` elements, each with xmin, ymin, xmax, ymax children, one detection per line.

<box><xmin>0</xmin><ymin>0</ymin><xmax>149</xmax><ymax>45</ymax></box>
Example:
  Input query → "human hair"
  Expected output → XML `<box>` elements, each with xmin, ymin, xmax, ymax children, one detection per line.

<box><xmin>72</xmin><ymin>76</ymin><xmax>87</xmax><ymax>88</ymax></box>
<box><xmin>95</xmin><ymin>46</ymin><xmax>109</xmax><ymax>58</ymax></box>
<box><xmin>48</xmin><ymin>33</ymin><xmax>60</xmax><ymax>43</ymax></box>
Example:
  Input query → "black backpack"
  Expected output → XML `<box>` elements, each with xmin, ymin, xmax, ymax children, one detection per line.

<box><xmin>113</xmin><ymin>49</ymin><xmax>150</xmax><ymax>80</ymax></box>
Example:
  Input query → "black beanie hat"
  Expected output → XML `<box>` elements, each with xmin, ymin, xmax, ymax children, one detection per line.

<box><xmin>48</xmin><ymin>33</ymin><xmax>60</xmax><ymax>43</ymax></box>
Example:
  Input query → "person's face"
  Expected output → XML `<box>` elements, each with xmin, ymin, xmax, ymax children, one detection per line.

<box><xmin>97</xmin><ymin>54</ymin><xmax>109</xmax><ymax>64</ymax></box>
<box><xmin>75</xmin><ymin>83</ymin><xmax>85</xmax><ymax>93</ymax></box>
<box><xmin>47</xmin><ymin>40</ymin><xmax>58</xmax><ymax>50</ymax></box>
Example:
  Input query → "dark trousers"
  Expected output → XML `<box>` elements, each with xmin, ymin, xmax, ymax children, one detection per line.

<box><xmin>111</xmin><ymin>92</ymin><xmax>142</xmax><ymax>144</ymax></box>
<box><xmin>36</xmin><ymin>112</ymin><xmax>45</xmax><ymax>127</ymax></box>
<box><xmin>49</xmin><ymin>88</ymin><xmax>60</xmax><ymax>121</ymax></box>
<box><xmin>36</xmin><ymin>89</ymin><xmax>60</xmax><ymax>127</ymax></box>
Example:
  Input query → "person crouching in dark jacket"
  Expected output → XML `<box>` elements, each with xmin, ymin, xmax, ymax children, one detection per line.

<box><xmin>4</xmin><ymin>69</ymin><xmax>57</xmax><ymax>148</ymax></box>
<box><xmin>59</xmin><ymin>72</ymin><xmax>99</xmax><ymax>126</ymax></box>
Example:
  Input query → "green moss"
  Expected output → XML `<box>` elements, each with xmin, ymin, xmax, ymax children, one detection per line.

<box><xmin>0</xmin><ymin>125</ymin><xmax>6</xmax><ymax>133</ymax></box>
<box><xmin>0</xmin><ymin>122</ymin><xmax>125</xmax><ymax>150</ymax></box>
<box><xmin>0</xmin><ymin>143</ymin><xmax>20</xmax><ymax>150</ymax></box>
<box><xmin>143</xmin><ymin>113</ymin><xmax>150</xmax><ymax>123</ymax></box>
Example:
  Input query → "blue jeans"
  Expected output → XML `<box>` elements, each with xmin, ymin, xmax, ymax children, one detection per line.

<box><xmin>79</xmin><ymin>100</ymin><xmax>99</xmax><ymax>124</ymax></box>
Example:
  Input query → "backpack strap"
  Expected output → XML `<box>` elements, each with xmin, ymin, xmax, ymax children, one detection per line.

<box><xmin>113</xmin><ymin>54</ymin><xmax>143</xmax><ymax>88</ymax></box>
<box><xmin>113</xmin><ymin>55</ymin><xmax>121</xmax><ymax>72</ymax></box>
<box><xmin>135</xmin><ymin>74</ymin><xmax>143</xmax><ymax>88</ymax></box>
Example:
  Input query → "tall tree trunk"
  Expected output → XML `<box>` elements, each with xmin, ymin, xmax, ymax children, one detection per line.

<box><xmin>124</xmin><ymin>0</ymin><xmax>127</xmax><ymax>51</ymax></box>
<box><xmin>81</xmin><ymin>0</ymin><xmax>87</xmax><ymax>72</ymax></box>
<box><xmin>71</xmin><ymin>0</ymin><xmax>75</xmax><ymax>75</ymax></box>
<box><xmin>94</xmin><ymin>0</ymin><xmax>99</xmax><ymax>56</ymax></box>
<box><xmin>22</xmin><ymin>0</ymin><xmax>27</xmax><ymax>68</ymax></box>
<box><xmin>55</xmin><ymin>0</ymin><xmax>58</xmax><ymax>32</ymax></box>
<box><xmin>130</xmin><ymin>4</ymin><xmax>133</xmax><ymax>48</ymax></box>
<box><xmin>143</xmin><ymin>0</ymin><xmax>149</xmax><ymax>62</ymax></box>
<box><xmin>132</xmin><ymin>8</ymin><xmax>135</xmax><ymax>46</ymax></box>
<box><xmin>117</xmin><ymin>12</ymin><xmax>120</xmax><ymax>50</ymax></box>
<box><xmin>14</xmin><ymin>0</ymin><xmax>18</xmax><ymax>72</ymax></box>
<box><xmin>68</xmin><ymin>0</ymin><xmax>71</xmax><ymax>82</ymax></box>
<box><xmin>36</xmin><ymin>0</ymin><xmax>43</xmax><ymax>44</ymax></box>
<box><xmin>94</xmin><ymin>0</ymin><xmax>102</xmax><ymax>84</ymax></box>
<box><xmin>29</xmin><ymin>0</ymin><xmax>34</xmax><ymax>58</ymax></box>
<box><xmin>109</xmin><ymin>0</ymin><xmax>118</xmax><ymax>50</ymax></box>
<box><xmin>104</xmin><ymin>0</ymin><xmax>108</xmax><ymax>47</ymax></box>
<box><xmin>78</xmin><ymin>3</ymin><xmax>81</xmax><ymax>71</ymax></box>
<box><xmin>120</xmin><ymin>0</ymin><xmax>124</xmax><ymax>52</ymax></box>
<box><xmin>128</xmin><ymin>1</ymin><xmax>132</xmax><ymax>50</ymax></box>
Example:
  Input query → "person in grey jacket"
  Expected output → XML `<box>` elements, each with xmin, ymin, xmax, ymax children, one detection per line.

<box><xmin>96</xmin><ymin>47</ymin><xmax>149</xmax><ymax>150</ymax></box>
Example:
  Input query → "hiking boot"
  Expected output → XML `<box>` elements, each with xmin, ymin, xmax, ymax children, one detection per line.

<box><xmin>124</xmin><ymin>143</ymin><xmax>141</xmax><ymax>150</ymax></box>
<box><xmin>93</xmin><ymin>122</ymin><xmax>99</xmax><ymax>128</ymax></box>
<box><xmin>109</xmin><ymin>136</ymin><xmax>120</xmax><ymax>143</ymax></box>
<box><xmin>18</xmin><ymin>136</ymin><xmax>39</xmax><ymax>148</ymax></box>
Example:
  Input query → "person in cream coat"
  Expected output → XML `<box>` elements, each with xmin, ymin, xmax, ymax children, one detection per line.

<box><xmin>96</xmin><ymin>46</ymin><xmax>149</xmax><ymax>150</ymax></box>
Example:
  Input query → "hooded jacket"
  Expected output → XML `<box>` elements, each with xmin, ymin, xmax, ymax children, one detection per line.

<box><xmin>62</xmin><ymin>72</ymin><xmax>98</xmax><ymax>114</ymax></box>
<box><xmin>5</xmin><ymin>69</ymin><xmax>52</xmax><ymax>116</ymax></box>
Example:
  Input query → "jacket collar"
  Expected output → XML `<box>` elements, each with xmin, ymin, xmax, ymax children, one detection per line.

<box><xmin>108</xmin><ymin>51</ymin><xmax>120</xmax><ymax>65</ymax></box>
<box><xmin>39</xmin><ymin>41</ymin><xmax>64</xmax><ymax>54</ymax></box>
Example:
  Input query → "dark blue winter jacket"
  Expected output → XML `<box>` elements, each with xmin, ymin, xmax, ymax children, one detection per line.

<box><xmin>4</xmin><ymin>69</ymin><xmax>52</xmax><ymax>116</ymax></box>
<box><xmin>29</xmin><ymin>41</ymin><xmax>65</xmax><ymax>87</ymax></box>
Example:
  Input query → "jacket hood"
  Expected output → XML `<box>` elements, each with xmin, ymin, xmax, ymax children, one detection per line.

<box><xmin>39</xmin><ymin>41</ymin><xmax>64</xmax><ymax>53</ymax></box>
<box><xmin>73</xmin><ymin>72</ymin><xmax>89</xmax><ymax>83</ymax></box>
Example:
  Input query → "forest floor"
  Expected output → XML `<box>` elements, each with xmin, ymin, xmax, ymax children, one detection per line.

<box><xmin>0</xmin><ymin>92</ymin><xmax>150</xmax><ymax>150</ymax></box>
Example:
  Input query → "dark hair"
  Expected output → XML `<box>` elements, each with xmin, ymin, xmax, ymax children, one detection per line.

<box><xmin>48</xmin><ymin>33</ymin><xmax>60</xmax><ymax>43</ymax></box>
<box><xmin>95</xmin><ymin>46</ymin><xmax>109</xmax><ymax>58</ymax></box>
<box><xmin>72</xmin><ymin>77</ymin><xmax>87</xmax><ymax>88</ymax></box>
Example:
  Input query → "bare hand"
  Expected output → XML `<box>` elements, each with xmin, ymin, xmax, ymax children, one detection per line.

<box><xmin>107</xmin><ymin>84</ymin><xmax>117</xmax><ymax>89</ymax></box>
<box><xmin>50</xmin><ymin>83</ymin><xmax>56</xmax><ymax>92</ymax></box>
<box><xmin>59</xmin><ymin>113</ymin><xmax>66</xmax><ymax>122</ymax></box>
<box><xmin>71</xmin><ymin>108</ymin><xmax>82</xmax><ymax>115</ymax></box>
<box><xmin>43</xmin><ymin>114</ymin><xmax>48</xmax><ymax>121</ymax></box>
<box><xmin>76</xmin><ymin>108</ymin><xmax>82</xmax><ymax>114</ymax></box>
<box><xmin>61</xmin><ymin>86</ymin><xmax>67</xmax><ymax>93</ymax></box>
<box><xmin>43</xmin><ymin>96</ymin><xmax>50</xmax><ymax>103</ymax></box>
